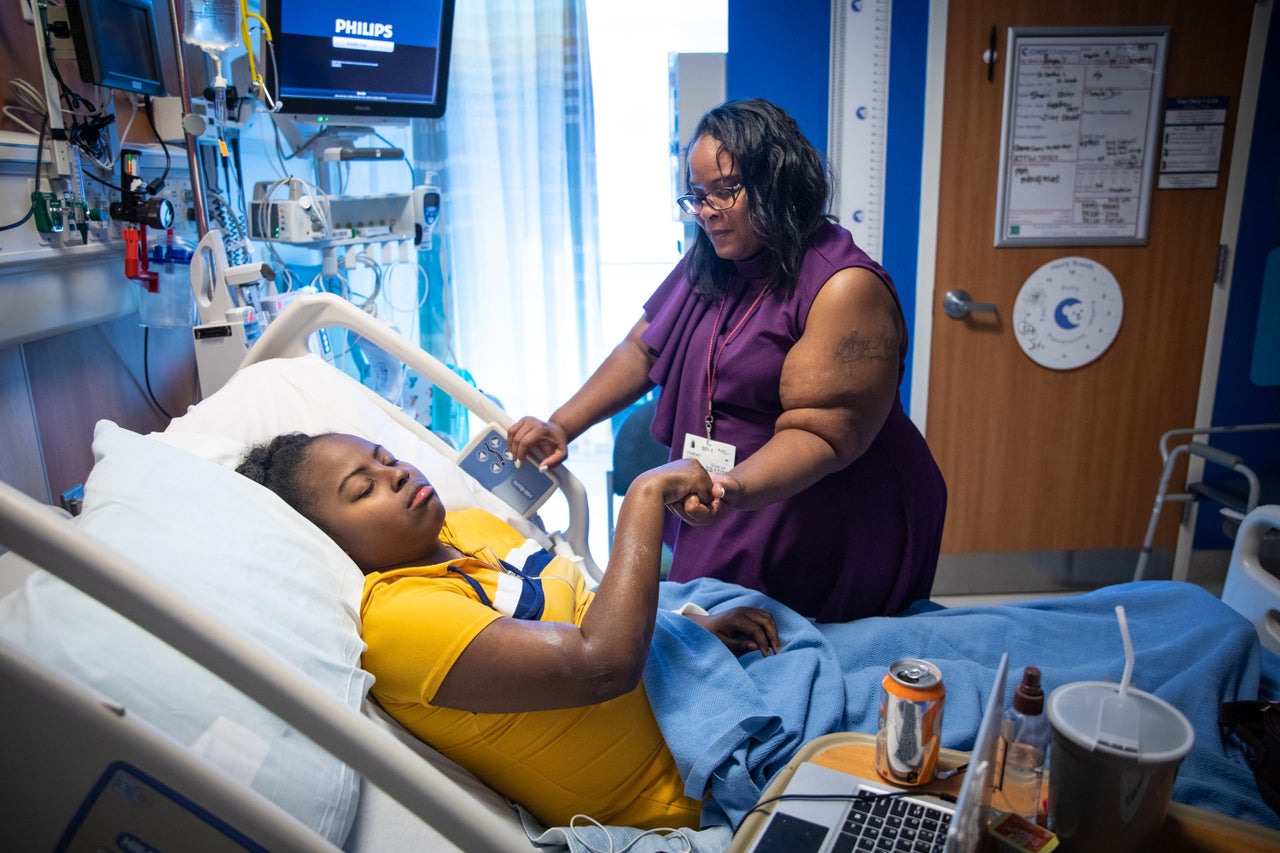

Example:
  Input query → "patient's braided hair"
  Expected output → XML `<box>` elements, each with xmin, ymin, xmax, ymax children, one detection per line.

<box><xmin>235</xmin><ymin>432</ymin><xmax>334</xmax><ymax>523</ymax></box>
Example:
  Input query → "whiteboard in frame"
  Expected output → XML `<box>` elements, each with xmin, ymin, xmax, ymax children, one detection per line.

<box><xmin>993</xmin><ymin>26</ymin><xmax>1170</xmax><ymax>247</ymax></box>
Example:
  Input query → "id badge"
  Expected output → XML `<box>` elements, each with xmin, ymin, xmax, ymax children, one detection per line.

<box><xmin>681</xmin><ymin>433</ymin><xmax>736</xmax><ymax>475</ymax></box>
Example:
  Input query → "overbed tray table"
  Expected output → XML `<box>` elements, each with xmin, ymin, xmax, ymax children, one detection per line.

<box><xmin>726</xmin><ymin>733</ymin><xmax>1280</xmax><ymax>853</ymax></box>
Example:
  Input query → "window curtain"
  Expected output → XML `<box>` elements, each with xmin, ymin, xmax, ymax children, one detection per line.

<box><xmin>412</xmin><ymin>0</ymin><xmax>602</xmax><ymax>423</ymax></box>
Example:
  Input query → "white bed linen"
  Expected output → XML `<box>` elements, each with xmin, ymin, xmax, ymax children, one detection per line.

<box><xmin>0</xmin><ymin>421</ymin><xmax>371</xmax><ymax>845</ymax></box>
<box><xmin>3</xmin><ymin>352</ymin><xmax>703</xmax><ymax>851</ymax></box>
<box><xmin>0</xmin><ymin>354</ymin><xmax>549</xmax><ymax>849</ymax></box>
<box><xmin>159</xmin><ymin>353</ymin><xmax>549</xmax><ymax>545</ymax></box>
<box><xmin>160</xmin><ymin>354</ymin><xmax>548</xmax><ymax>850</ymax></box>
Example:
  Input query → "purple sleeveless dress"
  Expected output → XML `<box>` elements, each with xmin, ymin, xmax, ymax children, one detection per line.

<box><xmin>641</xmin><ymin>222</ymin><xmax>946</xmax><ymax>622</ymax></box>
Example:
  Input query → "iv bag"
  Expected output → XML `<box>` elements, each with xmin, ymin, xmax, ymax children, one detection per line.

<box><xmin>184</xmin><ymin>0</ymin><xmax>240</xmax><ymax>53</ymax></box>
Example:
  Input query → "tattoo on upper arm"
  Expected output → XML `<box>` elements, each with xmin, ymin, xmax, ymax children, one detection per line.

<box><xmin>835</xmin><ymin>330</ymin><xmax>898</xmax><ymax>364</ymax></box>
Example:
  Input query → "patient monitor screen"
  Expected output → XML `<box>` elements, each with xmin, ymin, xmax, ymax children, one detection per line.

<box><xmin>270</xmin><ymin>0</ymin><xmax>454</xmax><ymax>118</ymax></box>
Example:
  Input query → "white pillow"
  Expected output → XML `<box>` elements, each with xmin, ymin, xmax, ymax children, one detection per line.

<box><xmin>160</xmin><ymin>354</ymin><xmax>545</xmax><ymax>542</ymax></box>
<box><xmin>0</xmin><ymin>421</ymin><xmax>372</xmax><ymax>846</ymax></box>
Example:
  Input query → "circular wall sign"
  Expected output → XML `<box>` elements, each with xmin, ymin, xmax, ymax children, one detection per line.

<box><xmin>1013</xmin><ymin>256</ymin><xmax>1123</xmax><ymax>370</ymax></box>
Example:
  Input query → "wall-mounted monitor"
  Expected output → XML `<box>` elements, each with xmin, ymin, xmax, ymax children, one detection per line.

<box><xmin>264</xmin><ymin>0</ymin><xmax>456</xmax><ymax>121</ymax></box>
<box><xmin>65</xmin><ymin>0</ymin><xmax>167</xmax><ymax>96</ymax></box>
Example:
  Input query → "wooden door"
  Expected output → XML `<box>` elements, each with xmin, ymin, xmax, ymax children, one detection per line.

<box><xmin>927</xmin><ymin>2</ymin><xmax>1255</xmax><ymax>553</ymax></box>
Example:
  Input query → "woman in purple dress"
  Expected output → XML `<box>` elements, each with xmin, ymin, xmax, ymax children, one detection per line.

<box><xmin>510</xmin><ymin>99</ymin><xmax>945</xmax><ymax>622</ymax></box>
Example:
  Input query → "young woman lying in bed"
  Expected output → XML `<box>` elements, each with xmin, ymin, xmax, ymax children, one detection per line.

<box><xmin>237</xmin><ymin>431</ymin><xmax>1279</xmax><ymax>836</ymax></box>
<box><xmin>237</xmin><ymin>431</ymin><xmax>779</xmax><ymax>830</ymax></box>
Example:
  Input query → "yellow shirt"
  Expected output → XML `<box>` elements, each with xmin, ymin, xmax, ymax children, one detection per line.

<box><xmin>359</xmin><ymin>508</ymin><xmax>702</xmax><ymax>829</ymax></box>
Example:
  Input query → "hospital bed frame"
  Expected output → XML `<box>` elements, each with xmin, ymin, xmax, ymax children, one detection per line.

<box><xmin>0</xmin><ymin>292</ymin><xmax>605</xmax><ymax>850</ymax></box>
<box><xmin>1221</xmin><ymin>504</ymin><xmax>1280</xmax><ymax>658</ymax></box>
<box><xmin>243</xmin><ymin>291</ymin><xmax>602</xmax><ymax>581</ymax></box>
<box><xmin>0</xmin><ymin>478</ymin><xmax>529</xmax><ymax>851</ymax></box>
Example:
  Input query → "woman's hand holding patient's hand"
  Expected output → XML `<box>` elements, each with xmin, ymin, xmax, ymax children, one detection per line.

<box><xmin>632</xmin><ymin>459</ymin><xmax>715</xmax><ymax>508</ymax></box>
<box><xmin>668</xmin><ymin>472</ymin><xmax>739</xmax><ymax>526</ymax></box>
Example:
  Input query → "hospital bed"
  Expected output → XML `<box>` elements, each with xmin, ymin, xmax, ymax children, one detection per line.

<box><xmin>3</xmin><ymin>293</ymin><xmax>1280</xmax><ymax>852</ymax></box>
<box><xmin>0</xmin><ymin>293</ymin><xmax>599</xmax><ymax>852</ymax></box>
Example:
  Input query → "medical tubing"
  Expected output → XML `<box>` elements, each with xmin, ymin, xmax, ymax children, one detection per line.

<box><xmin>4</xmin><ymin>78</ymin><xmax>50</xmax><ymax>136</ymax></box>
<box><xmin>142</xmin><ymin>327</ymin><xmax>175</xmax><ymax>420</ymax></box>
<box><xmin>0</xmin><ymin>110</ymin><xmax>38</xmax><ymax>231</ymax></box>
<box><xmin>209</xmin><ymin>193</ymin><xmax>250</xmax><ymax>266</ymax></box>
<box><xmin>348</xmin><ymin>251</ymin><xmax>383</xmax><ymax>312</ymax></box>
<box><xmin>238</xmin><ymin>0</ymin><xmax>272</xmax><ymax>96</ymax></box>
<box><xmin>141</xmin><ymin>96</ymin><xmax>172</xmax><ymax>189</ymax></box>
<box><xmin>0</xmin><ymin>207</ymin><xmax>34</xmax><ymax>231</ymax></box>
<box><xmin>382</xmin><ymin>260</ymin><xmax>431</xmax><ymax>312</ymax></box>
<box><xmin>213</xmin><ymin>71</ymin><xmax>228</xmax><ymax>130</ymax></box>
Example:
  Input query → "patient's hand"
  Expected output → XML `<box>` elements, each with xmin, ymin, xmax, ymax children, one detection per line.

<box><xmin>507</xmin><ymin>417</ymin><xmax>568</xmax><ymax>469</ymax></box>
<box><xmin>685</xmin><ymin>606</ymin><xmax>781</xmax><ymax>656</ymax></box>
<box><xmin>668</xmin><ymin>473</ymin><xmax>738</xmax><ymax>526</ymax></box>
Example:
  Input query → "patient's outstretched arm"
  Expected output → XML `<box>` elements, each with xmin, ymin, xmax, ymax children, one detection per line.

<box><xmin>432</xmin><ymin>459</ymin><xmax>713</xmax><ymax>713</ymax></box>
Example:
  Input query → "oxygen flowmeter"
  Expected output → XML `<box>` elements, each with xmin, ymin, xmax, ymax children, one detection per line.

<box><xmin>110</xmin><ymin>149</ymin><xmax>174</xmax><ymax>230</ymax></box>
<box><xmin>109</xmin><ymin>149</ymin><xmax>175</xmax><ymax>292</ymax></box>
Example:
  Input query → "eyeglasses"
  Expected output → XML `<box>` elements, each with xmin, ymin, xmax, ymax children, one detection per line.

<box><xmin>676</xmin><ymin>184</ymin><xmax>744</xmax><ymax>215</ymax></box>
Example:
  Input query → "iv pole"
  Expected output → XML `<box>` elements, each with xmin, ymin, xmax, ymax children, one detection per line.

<box><xmin>164</xmin><ymin>0</ymin><xmax>210</xmax><ymax>238</ymax></box>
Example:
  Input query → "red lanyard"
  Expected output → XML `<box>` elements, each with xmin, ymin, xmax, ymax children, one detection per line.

<box><xmin>703</xmin><ymin>286</ymin><xmax>769</xmax><ymax>439</ymax></box>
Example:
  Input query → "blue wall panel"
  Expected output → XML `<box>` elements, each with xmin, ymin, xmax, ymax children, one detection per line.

<box><xmin>727</xmin><ymin>1</ymin><xmax>931</xmax><ymax>413</ymax></box>
<box><xmin>881</xmin><ymin>0</ymin><xmax>929</xmax><ymax>410</ymax></box>
<box><xmin>1197</xmin><ymin>8</ymin><xmax>1280</xmax><ymax>548</ymax></box>
<box><xmin>726</xmin><ymin>1</ymin><xmax>831</xmax><ymax>155</ymax></box>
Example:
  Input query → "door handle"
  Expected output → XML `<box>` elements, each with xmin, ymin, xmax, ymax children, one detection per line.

<box><xmin>943</xmin><ymin>289</ymin><xmax>997</xmax><ymax>319</ymax></box>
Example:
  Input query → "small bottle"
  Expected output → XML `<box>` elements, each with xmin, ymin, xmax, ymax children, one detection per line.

<box><xmin>994</xmin><ymin>665</ymin><xmax>1052</xmax><ymax>824</ymax></box>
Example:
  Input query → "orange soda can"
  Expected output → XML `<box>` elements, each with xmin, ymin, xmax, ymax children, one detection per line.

<box><xmin>875</xmin><ymin>658</ymin><xmax>946</xmax><ymax>786</ymax></box>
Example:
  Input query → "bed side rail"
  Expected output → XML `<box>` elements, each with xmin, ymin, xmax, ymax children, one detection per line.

<box><xmin>0</xmin><ymin>479</ymin><xmax>530</xmax><ymax>852</ymax></box>
<box><xmin>241</xmin><ymin>292</ymin><xmax>601</xmax><ymax>580</ymax></box>
<box><xmin>1221</xmin><ymin>504</ymin><xmax>1280</xmax><ymax>657</ymax></box>
<box><xmin>0</xmin><ymin>638</ymin><xmax>344</xmax><ymax>852</ymax></box>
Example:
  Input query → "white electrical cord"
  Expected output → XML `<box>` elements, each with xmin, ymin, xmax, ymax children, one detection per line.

<box><xmin>563</xmin><ymin>813</ymin><xmax>696</xmax><ymax>853</ymax></box>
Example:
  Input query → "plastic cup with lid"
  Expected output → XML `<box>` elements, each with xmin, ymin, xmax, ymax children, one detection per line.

<box><xmin>1045</xmin><ymin>681</ymin><xmax>1194</xmax><ymax>851</ymax></box>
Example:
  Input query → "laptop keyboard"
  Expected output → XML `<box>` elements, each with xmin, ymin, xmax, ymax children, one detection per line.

<box><xmin>829</xmin><ymin>792</ymin><xmax>953</xmax><ymax>852</ymax></box>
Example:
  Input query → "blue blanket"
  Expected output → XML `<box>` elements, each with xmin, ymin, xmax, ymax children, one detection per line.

<box><xmin>644</xmin><ymin>579</ymin><xmax>1275</xmax><ymax>832</ymax></box>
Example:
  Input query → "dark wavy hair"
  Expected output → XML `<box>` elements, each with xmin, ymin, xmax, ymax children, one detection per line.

<box><xmin>684</xmin><ymin>98</ymin><xmax>835</xmax><ymax>299</ymax></box>
<box><xmin>235</xmin><ymin>432</ymin><xmax>333</xmax><ymax>525</ymax></box>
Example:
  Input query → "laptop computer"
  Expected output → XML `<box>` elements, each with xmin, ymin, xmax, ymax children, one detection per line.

<box><xmin>741</xmin><ymin>653</ymin><xmax>1010</xmax><ymax>853</ymax></box>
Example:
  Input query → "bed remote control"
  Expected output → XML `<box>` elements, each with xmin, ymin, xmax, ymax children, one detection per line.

<box><xmin>457</xmin><ymin>425</ymin><xmax>557</xmax><ymax>516</ymax></box>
